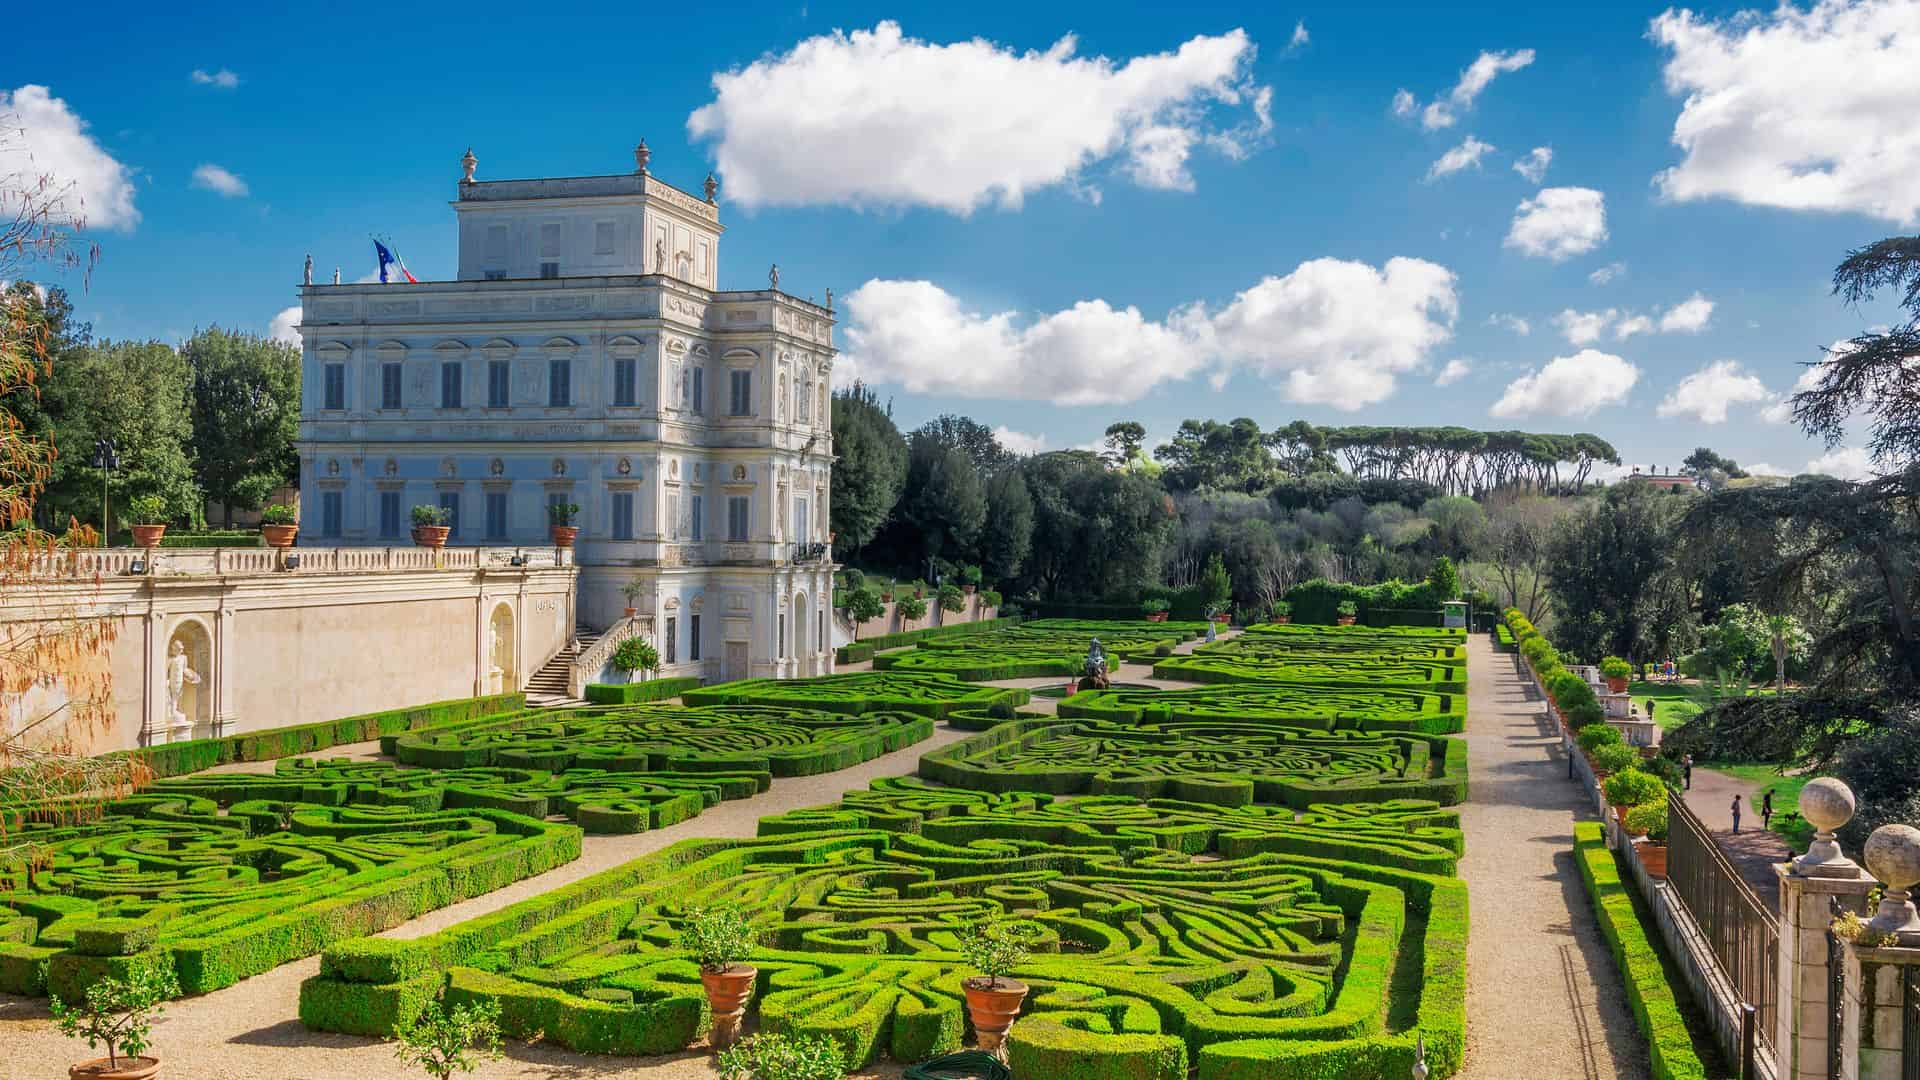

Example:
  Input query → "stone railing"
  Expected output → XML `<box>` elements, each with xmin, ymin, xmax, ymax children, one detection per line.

<box><xmin>569</xmin><ymin>614</ymin><xmax>646</xmax><ymax>696</ymax></box>
<box><xmin>21</xmin><ymin>545</ymin><xmax>573</xmax><ymax>580</ymax></box>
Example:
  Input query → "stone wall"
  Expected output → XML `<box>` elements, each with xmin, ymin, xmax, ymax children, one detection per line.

<box><xmin>4</xmin><ymin>546</ymin><xmax>575</xmax><ymax>752</ymax></box>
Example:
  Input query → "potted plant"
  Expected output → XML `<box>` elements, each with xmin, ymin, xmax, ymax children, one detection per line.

<box><xmin>957</xmin><ymin>917</ymin><xmax>1032</xmax><ymax>1052</ymax></box>
<box><xmin>258</xmin><ymin>503</ymin><xmax>299</xmax><ymax>548</ymax></box>
<box><xmin>127</xmin><ymin>495</ymin><xmax>169</xmax><ymax>548</ymax></box>
<box><xmin>1335</xmin><ymin>600</ymin><xmax>1358</xmax><ymax>626</ymax></box>
<box><xmin>1140</xmin><ymin>598</ymin><xmax>1170</xmax><ymax>623</ymax></box>
<box><xmin>1599</xmin><ymin>656</ymin><xmax>1633</xmax><ymax>693</ymax></box>
<box><xmin>547</xmin><ymin>501</ymin><xmax>580</xmax><ymax>549</ymax></box>
<box><xmin>715</xmin><ymin>1033</ymin><xmax>846</xmax><ymax>1080</ymax></box>
<box><xmin>393</xmin><ymin>994</ymin><xmax>503</xmax><ymax>1080</ymax></box>
<box><xmin>612</xmin><ymin>636</ymin><xmax>661</xmax><ymax>681</ymax></box>
<box><xmin>1625</xmin><ymin>800</ymin><xmax>1670</xmax><ymax>878</ymax></box>
<box><xmin>1271</xmin><ymin>600</ymin><xmax>1292</xmax><ymax>625</ymax></box>
<box><xmin>410</xmin><ymin>504</ymin><xmax>451</xmax><ymax>549</ymax></box>
<box><xmin>683</xmin><ymin>904</ymin><xmax>757</xmax><ymax>1050</ymax></box>
<box><xmin>960</xmin><ymin>565</ymin><xmax>982</xmax><ymax>595</ymax></box>
<box><xmin>620</xmin><ymin>578</ymin><xmax>646</xmax><ymax>618</ymax></box>
<box><xmin>879</xmin><ymin>581</ymin><xmax>895</xmax><ymax>603</ymax></box>
<box><xmin>50</xmin><ymin>966</ymin><xmax>179</xmax><ymax>1079</ymax></box>
<box><xmin>1603</xmin><ymin>767</ymin><xmax>1666</xmax><ymax>827</ymax></box>
<box><xmin>845</xmin><ymin>588</ymin><xmax>884</xmax><ymax>640</ymax></box>
<box><xmin>1591</xmin><ymin>741</ymin><xmax>1639</xmax><ymax>777</ymax></box>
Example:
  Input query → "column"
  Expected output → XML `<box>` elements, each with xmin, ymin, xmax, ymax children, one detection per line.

<box><xmin>1774</xmin><ymin>778</ymin><xmax>1879</xmax><ymax>1079</ymax></box>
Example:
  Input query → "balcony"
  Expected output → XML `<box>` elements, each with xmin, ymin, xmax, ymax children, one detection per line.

<box><xmin>789</xmin><ymin>541</ymin><xmax>830</xmax><ymax>564</ymax></box>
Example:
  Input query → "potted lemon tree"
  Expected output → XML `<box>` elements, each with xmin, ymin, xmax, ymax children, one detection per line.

<box><xmin>1335</xmin><ymin>600</ymin><xmax>1358</xmax><ymax>626</ymax></box>
<box><xmin>410</xmin><ymin>504</ymin><xmax>451</xmax><ymax>549</ymax></box>
<box><xmin>51</xmin><ymin>967</ymin><xmax>178</xmax><ymax>1079</ymax></box>
<box><xmin>547</xmin><ymin>501</ymin><xmax>580</xmax><ymax>549</ymax></box>
<box><xmin>1600</xmin><ymin>655</ymin><xmax>1633</xmax><ymax>694</ymax></box>
<box><xmin>957</xmin><ymin>917</ymin><xmax>1032</xmax><ymax>1052</ymax></box>
<box><xmin>127</xmin><ymin>495</ymin><xmax>169</xmax><ymax>549</ymax></box>
<box><xmin>258</xmin><ymin>503</ymin><xmax>299</xmax><ymax>548</ymax></box>
<box><xmin>683</xmin><ymin>905</ymin><xmax>757</xmax><ymax>1050</ymax></box>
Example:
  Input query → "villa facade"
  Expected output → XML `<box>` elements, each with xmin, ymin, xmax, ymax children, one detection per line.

<box><xmin>293</xmin><ymin>143</ymin><xmax>837</xmax><ymax>683</ymax></box>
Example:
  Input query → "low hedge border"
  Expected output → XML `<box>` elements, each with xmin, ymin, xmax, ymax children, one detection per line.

<box><xmin>1572</xmin><ymin>822</ymin><xmax>1730</xmax><ymax>1080</ymax></box>
<box><xmin>835</xmin><ymin>615</ymin><xmax>1022</xmax><ymax>664</ymax></box>
<box><xmin>582</xmin><ymin>677</ymin><xmax>703</xmax><ymax>705</ymax></box>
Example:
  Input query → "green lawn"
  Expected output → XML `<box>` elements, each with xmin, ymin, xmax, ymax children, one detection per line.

<box><xmin>1630</xmin><ymin>680</ymin><xmax>1777</xmax><ymax>732</ymax></box>
<box><xmin>1699</xmin><ymin>763</ymin><xmax>1813</xmax><ymax>852</ymax></box>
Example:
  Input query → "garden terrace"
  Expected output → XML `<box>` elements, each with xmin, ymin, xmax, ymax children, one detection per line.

<box><xmin>1060</xmin><ymin>683</ymin><xmax>1466</xmax><ymax>735</ymax></box>
<box><xmin>680</xmin><ymin>671</ymin><xmax>1027</xmax><ymax>716</ymax></box>
<box><xmin>302</xmin><ymin>779</ymin><xmax>1465</xmax><ymax>1080</ymax></box>
<box><xmin>0</xmin><ymin>794</ymin><xmax>577</xmax><ymax>1001</ymax></box>
<box><xmin>919</xmin><ymin>716</ymin><xmax>1468</xmax><ymax>808</ymax></box>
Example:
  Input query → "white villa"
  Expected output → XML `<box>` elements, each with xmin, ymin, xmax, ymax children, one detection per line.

<box><xmin>293</xmin><ymin>141</ymin><xmax>837</xmax><ymax>683</ymax></box>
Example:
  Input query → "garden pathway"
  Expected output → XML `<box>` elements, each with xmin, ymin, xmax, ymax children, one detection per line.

<box><xmin>1455</xmin><ymin>635</ymin><xmax>1651</xmax><ymax>1080</ymax></box>
<box><xmin>1681</xmin><ymin>768</ymin><xmax>1792</xmax><ymax>912</ymax></box>
<box><xmin>0</xmin><ymin>723</ymin><xmax>978</xmax><ymax>1079</ymax></box>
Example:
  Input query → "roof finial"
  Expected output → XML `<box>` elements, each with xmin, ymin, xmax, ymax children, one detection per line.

<box><xmin>460</xmin><ymin>147</ymin><xmax>477</xmax><ymax>184</ymax></box>
<box><xmin>704</xmin><ymin>172</ymin><xmax>719</xmax><ymax>204</ymax></box>
<box><xmin>634</xmin><ymin>138</ymin><xmax>651</xmax><ymax>175</ymax></box>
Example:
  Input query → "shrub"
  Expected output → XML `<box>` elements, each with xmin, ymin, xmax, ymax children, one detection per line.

<box><xmin>1603</xmin><ymin>768</ymin><xmax>1666</xmax><ymax>808</ymax></box>
<box><xmin>716</xmin><ymin>1032</ymin><xmax>847</xmax><ymax>1080</ymax></box>
<box><xmin>1336</xmin><ymin>600</ymin><xmax>1359</xmax><ymax>617</ymax></box>
<box><xmin>896</xmin><ymin>595</ymin><xmax>929</xmax><ymax>622</ymax></box>
<box><xmin>1271</xmin><ymin>600</ymin><xmax>1291</xmax><ymax>618</ymax></box>
<box><xmin>411</xmin><ymin>504</ymin><xmax>450</xmax><ymax>527</ymax></box>
<box><xmin>546</xmin><ymin>501</ymin><xmax>580</xmax><ymax>527</ymax></box>
<box><xmin>1565</xmin><ymin>701</ymin><xmax>1606</xmax><ymax>731</ymax></box>
<box><xmin>1625</xmin><ymin>801</ymin><xmax>1669</xmax><ymax>842</ymax></box>
<box><xmin>937</xmin><ymin>583</ymin><xmax>966</xmax><ymax>614</ymax></box>
<box><xmin>259</xmin><ymin>503</ymin><xmax>298</xmax><ymax>526</ymax></box>
<box><xmin>978</xmin><ymin>589</ymin><xmax>1003</xmax><ymax>608</ymax></box>
<box><xmin>611</xmin><ymin>637</ymin><xmax>661</xmax><ymax>675</ymax></box>
<box><xmin>126</xmin><ymin>495</ymin><xmax>168</xmax><ymax>526</ymax></box>
<box><xmin>1141</xmin><ymin>598</ymin><xmax>1171</xmax><ymax>615</ymax></box>
<box><xmin>1578</xmin><ymin>724</ymin><xmax>1623</xmax><ymax>752</ymax></box>
<box><xmin>395</xmin><ymin>994</ymin><xmax>504</xmax><ymax>1079</ymax></box>
<box><xmin>844</xmin><ymin>589</ymin><xmax>885</xmax><ymax>633</ymax></box>
<box><xmin>960</xmin><ymin>565</ymin><xmax>982</xmax><ymax>587</ymax></box>
<box><xmin>49</xmin><ymin>966</ymin><xmax>179</xmax><ymax>1069</ymax></box>
<box><xmin>1591</xmin><ymin>743</ymin><xmax>1641</xmax><ymax>775</ymax></box>
<box><xmin>1600</xmin><ymin>656</ymin><xmax>1633</xmax><ymax>681</ymax></box>
<box><xmin>681</xmin><ymin>905</ymin><xmax>754</xmax><ymax>974</ymax></box>
<box><xmin>958</xmin><ymin>918</ymin><xmax>1033</xmax><ymax>989</ymax></box>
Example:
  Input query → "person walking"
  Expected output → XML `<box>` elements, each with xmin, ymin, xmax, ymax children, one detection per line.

<box><xmin>1647</xmin><ymin>699</ymin><xmax>1659</xmax><ymax>727</ymax></box>
<box><xmin>1682</xmin><ymin>753</ymin><xmax>1692</xmax><ymax>790</ymax></box>
<box><xmin>1731</xmin><ymin>793</ymin><xmax>1742</xmax><ymax>834</ymax></box>
<box><xmin>1762</xmin><ymin>788</ymin><xmax>1775</xmax><ymax>832</ymax></box>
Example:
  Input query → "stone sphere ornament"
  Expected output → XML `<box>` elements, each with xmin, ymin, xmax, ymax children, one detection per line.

<box><xmin>1863</xmin><ymin>823</ymin><xmax>1920</xmax><ymax>944</ymax></box>
<box><xmin>1792</xmin><ymin>777</ymin><xmax>1862</xmax><ymax>877</ymax></box>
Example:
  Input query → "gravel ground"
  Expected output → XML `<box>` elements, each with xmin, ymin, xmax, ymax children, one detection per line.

<box><xmin>1455</xmin><ymin>637</ymin><xmax>1651</xmax><ymax>1080</ymax></box>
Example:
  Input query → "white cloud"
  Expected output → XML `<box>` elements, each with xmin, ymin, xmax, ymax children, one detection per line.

<box><xmin>1287</xmin><ymin>21</ymin><xmax>1310</xmax><ymax>51</ymax></box>
<box><xmin>1658</xmin><ymin>292</ymin><xmax>1715</xmax><ymax>333</ymax></box>
<box><xmin>1397</xmin><ymin>48</ymin><xmax>1536</xmax><ymax>130</ymax></box>
<box><xmin>1588</xmin><ymin>261</ymin><xmax>1626</xmax><ymax>285</ymax></box>
<box><xmin>1505</xmin><ymin>186</ymin><xmax>1606</xmax><ymax>260</ymax></box>
<box><xmin>841</xmin><ymin>255</ymin><xmax>1458</xmax><ymax>410</ymax></box>
<box><xmin>1747</xmin><ymin>461</ymin><xmax>1790</xmax><ymax>477</ymax></box>
<box><xmin>1553</xmin><ymin>308</ymin><xmax>1617</xmax><ymax>346</ymax></box>
<box><xmin>190</xmin><ymin>68</ymin><xmax>239</xmax><ymax>89</ymax></box>
<box><xmin>268</xmin><ymin>305</ymin><xmax>300</xmax><ymax>345</ymax></box>
<box><xmin>1</xmin><ymin>84</ymin><xmax>137</xmax><ymax>230</ymax></box>
<box><xmin>1425</xmin><ymin>135</ymin><xmax>1496</xmax><ymax>181</ymax></box>
<box><xmin>1486</xmin><ymin>312</ymin><xmax>1531</xmax><ymax>336</ymax></box>
<box><xmin>1436</xmin><ymin>358</ymin><xmax>1473</xmax><ymax>385</ymax></box>
<box><xmin>191</xmin><ymin>163</ymin><xmax>248</xmax><ymax>198</ymax></box>
<box><xmin>686</xmin><ymin>22</ymin><xmax>1272</xmax><ymax>213</ymax></box>
<box><xmin>1651</xmin><ymin>1</ymin><xmax>1920</xmax><ymax>224</ymax></box>
<box><xmin>1806</xmin><ymin>445</ymin><xmax>1876</xmax><ymax>480</ymax></box>
<box><xmin>992</xmin><ymin>426</ymin><xmax>1050</xmax><ymax>455</ymax></box>
<box><xmin>1490</xmin><ymin>348</ymin><xmax>1639</xmax><ymax>417</ymax></box>
<box><xmin>1513</xmin><ymin>145</ymin><xmax>1552</xmax><ymax>183</ymax></box>
<box><xmin>1614</xmin><ymin>314</ymin><xmax>1654</xmax><ymax>339</ymax></box>
<box><xmin>1656</xmin><ymin>359</ymin><xmax>1772</xmax><ymax>423</ymax></box>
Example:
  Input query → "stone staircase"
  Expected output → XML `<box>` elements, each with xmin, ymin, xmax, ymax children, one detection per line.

<box><xmin>524</xmin><ymin>623</ymin><xmax>601</xmax><ymax>707</ymax></box>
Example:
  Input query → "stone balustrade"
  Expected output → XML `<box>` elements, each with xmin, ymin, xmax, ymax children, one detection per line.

<box><xmin>19</xmin><ymin>544</ymin><xmax>572</xmax><ymax>580</ymax></box>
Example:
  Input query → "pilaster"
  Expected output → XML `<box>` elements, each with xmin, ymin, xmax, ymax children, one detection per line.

<box><xmin>1777</xmin><ymin>867</ymin><xmax>1878</xmax><ymax>1079</ymax></box>
<box><xmin>1840</xmin><ymin>942</ymin><xmax>1920</xmax><ymax>1080</ymax></box>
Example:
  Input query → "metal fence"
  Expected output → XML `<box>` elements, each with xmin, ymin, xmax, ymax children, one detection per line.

<box><xmin>1667</xmin><ymin>790</ymin><xmax>1779</xmax><ymax>1052</ymax></box>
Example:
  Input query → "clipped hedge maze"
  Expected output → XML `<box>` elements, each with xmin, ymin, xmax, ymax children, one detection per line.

<box><xmin>868</xmin><ymin>619</ymin><xmax>1207</xmax><ymax>681</ymax></box>
<box><xmin>302</xmin><ymin>779</ymin><xmax>1465</xmax><ymax>1080</ymax></box>
<box><xmin>0</xmin><ymin>794</ymin><xmax>577</xmax><ymax>1001</ymax></box>
<box><xmin>920</xmin><ymin>715</ymin><xmax>1467</xmax><ymax>808</ymax></box>
<box><xmin>681</xmin><ymin>671</ymin><xmax>1027</xmax><ymax>717</ymax></box>
<box><xmin>1060</xmin><ymin>682</ymin><xmax>1466</xmax><ymax>735</ymax></box>
<box><xmin>1155</xmin><ymin>626</ymin><xmax>1466</xmax><ymax>692</ymax></box>
<box><xmin>149</xmin><ymin>704</ymin><xmax>936</xmax><ymax>835</ymax></box>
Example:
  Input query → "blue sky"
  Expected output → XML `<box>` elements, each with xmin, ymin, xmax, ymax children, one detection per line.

<box><xmin>9</xmin><ymin>0</ymin><xmax>1917</xmax><ymax>479</ymax></box>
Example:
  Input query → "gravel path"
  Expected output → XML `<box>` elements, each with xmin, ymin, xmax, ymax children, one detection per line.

<box><xmin>1680</xmin><ymin>768</ymin><xmax>1792</xmax><ymax>912</ymax></box>
<box><xmin>0</xmin><ymin>723</ymin><xmax>974</xmax><ymax>1080</ymax></box>
<box><xmin>1455</xmin><ymin>636</ymin><xmax>1651</xmax><ymax>1080</ymax></box>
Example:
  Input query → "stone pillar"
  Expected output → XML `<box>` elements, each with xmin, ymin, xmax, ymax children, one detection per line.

<box><xmin>1839</xmin><ymin>941</ymin><xmax>1920</xmax><ymax>1080</ymax></box>
<box><xmin>1774</xmin><ymin>778</ymin><xmax>1878</xmax><ymax>1079</ymax></box>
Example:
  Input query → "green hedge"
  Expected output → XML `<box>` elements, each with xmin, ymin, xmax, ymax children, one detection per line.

<box><xmin>582</xmin><ymin>676</ymin><xmax>703</xmax><ymax>704</ymax></box>
<box><xmin>681</xmin><ymin>672</ymin><xmax>1027</xmax><ymax>718</ymax></box>
<box><xmin>1059</xmin><ymin>683</ymin><xmax>1465</xmax><ymax>736</ymax></box>
<box><xmin>1282</xmin><ymin>579</ymin><xmax>1443</xmax><ymax>627</ymax></box>
<box><xmin>1572</xmin><ymin>823</ymin><xmax>1730</xmax><ymax>1080</ymax></box>
<box><xmin>125</xmin><ymin>693</ymin><xmax>526</xmax><ymax>779</ymax></box>
<box><xmin>835</xmin><ymin>615</ymin><xmax>1023</xmax><ymax>664</ymax></box>
<box><xmin>158</xmin><ymin>531</ymin><xmax>263</xmax><ymax>548</ymax></box>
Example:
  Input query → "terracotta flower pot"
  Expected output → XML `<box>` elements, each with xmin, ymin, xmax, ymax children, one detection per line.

<box><xmin>700</xmin><ymin>964</ymin><xmax>758</xmax><ymax>1050</ymax></box>
<box><xmin>130</xmin><ymin>524</ymin><xmax>167</xmax><ymax>548</ymax></box>
<box><xmin>623</xmin><ymin>606</ymin><xmax>638</xmax><ymax>618</ymax></box>
<box><xmin>1638</xmin><ymin>842</ymin><xmax>1668</xmax><ymax>879</ymax></box>
<box><xmin>1212</xmin><ymin>613</ymin><xmax>1231</xmax><ymax>624</ymax></box>
<box><xmin>550</xmin><ymin>525</ymin><xmax>578</xmax><ymax>549</ymax></box>
<box><xmin>411</xmin><ymin>525</ymin><xmax>450</xmax><ymax>550</ymax></box>
<box><xmin>1606</xmin><ymin>676</ymin><xmax>1629</xmax><ymax>693</ymax></box>
<box><xmin>1274</xmin><ymin>616</ymin><xmax>1291</xmax><ymax>624</ymax></box>
<box><xmin>69</xmin><ymin>1057</ymin><xmax>161</xmax><ymax>1080</ymax></box>
<box><xmin>1336</xmin><ymin>616</ymin><xmax>1357</xmax><ymax>626</ymax></box>
<box><xmin>962</xmin><ymin>976</ymin><xmax>1028</xmax><ymax>1052</ymax></box>
<box><xmin>260</xmin><ymin>524</ymin><xmax>299</xmax><ymax>549</ymax></box>
<box><xmin>1144</xmin><ymin>612</ymin><xmax>1167</xmax><ymax>622</ymax></box>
